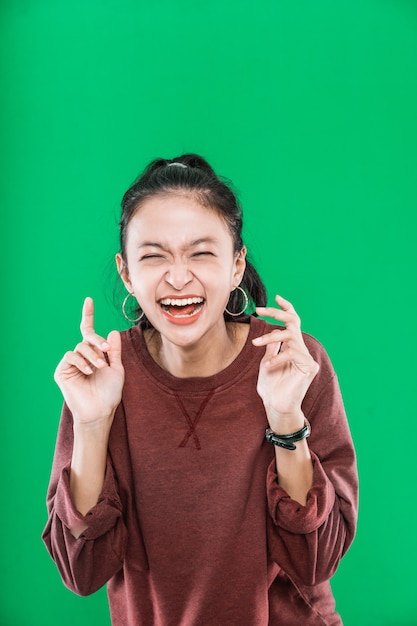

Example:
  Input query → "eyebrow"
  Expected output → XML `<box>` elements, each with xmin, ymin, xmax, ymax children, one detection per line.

<box><xmin>137</xmin><ymin>237</ymin><xmax>219</xmax><ymax>249</ymax></box>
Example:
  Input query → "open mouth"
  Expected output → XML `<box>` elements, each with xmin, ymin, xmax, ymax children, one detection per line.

<box><xmin>159</xmin><ymin>296</ymin><xmax>205</xmax><ymax>319</ymax></box>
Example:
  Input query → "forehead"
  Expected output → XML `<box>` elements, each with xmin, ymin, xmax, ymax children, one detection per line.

<box><xmin>126</xmin><ymin>192</ymin><xmax>232</xmax><ymax>246</ymax></box>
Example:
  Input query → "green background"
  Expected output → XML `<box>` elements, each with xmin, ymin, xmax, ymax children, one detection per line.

<box><xmin>1</xmin><ymin>1</ymin><xmax>416</xmax><ymax>624</ymax></box>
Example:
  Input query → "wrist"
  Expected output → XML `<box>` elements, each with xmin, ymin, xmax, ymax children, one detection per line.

<box><xmin>72</xmin><ymin>410</ymin><xmax>115</xmax><ymax>430</ymax></box>
<box><xmin>265</xmin><ymin>410</ymin><xmax>305</xmax><ymax>435</ymax></box>
<box><xmin>266</xmin><ymin>417</ymin><xmax>311</xmax><ymax>451</ymax></box>
<box><xmin>72</xmin><ymin>414</ymin><xmax>114</xmax><ymax>447</ymax></box>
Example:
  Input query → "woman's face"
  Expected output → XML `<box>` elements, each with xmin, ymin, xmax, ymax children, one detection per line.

<box><xmin>117</xmin><ymin>192</ymin><xmax>246</xmax><ymax>347</ymax></box>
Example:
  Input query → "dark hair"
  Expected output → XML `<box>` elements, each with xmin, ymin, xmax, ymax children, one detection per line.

<box><xmin>119</xmin><ymin>153</ymin><xmax>267</xmax><ymax>324</ymax></box>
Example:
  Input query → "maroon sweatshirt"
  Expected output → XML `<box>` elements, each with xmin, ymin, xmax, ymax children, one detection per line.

<box><xmin>43</xmin><ymin>316</ymin><xmax>358</xmax><ymax>625</ymax></box>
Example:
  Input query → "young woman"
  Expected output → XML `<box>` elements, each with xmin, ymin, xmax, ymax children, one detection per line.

<box><xmin>43</xmin><ymin>155</ymin><xmax>358</xmax><ymax>626</ymax></box>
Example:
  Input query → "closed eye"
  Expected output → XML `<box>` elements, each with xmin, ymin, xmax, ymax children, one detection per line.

<box><xmin>140</xmin><ymin>254</ymin><xmax>165</xmax><ymax>260</ymax></box>
<box><xmin>192</xmin><ymin>251</ymin><xmax>215</xmax><ymax>257</ymax></box>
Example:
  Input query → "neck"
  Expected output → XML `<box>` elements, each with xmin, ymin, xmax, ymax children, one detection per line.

<box><xmin>145</xmin><ymin>322</ymin><xmax>248</xmax><ymax>378</ymax></box>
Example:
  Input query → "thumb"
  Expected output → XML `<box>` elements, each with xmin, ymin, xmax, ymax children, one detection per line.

<box><xmin>106</xmin><ymin>330</ymin><xmax>122</xmax><ymax>366</ymax></box>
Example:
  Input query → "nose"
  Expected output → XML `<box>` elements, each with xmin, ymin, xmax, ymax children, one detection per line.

<box><xmin>165</xmin><ymin>260</ymin><xmax>192</xmax><ymax>291</ymax></box>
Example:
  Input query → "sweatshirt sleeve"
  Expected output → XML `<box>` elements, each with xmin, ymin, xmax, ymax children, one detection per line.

<box><xmin>42</xmin><ymin>403</ymin><xmax>128</xmax><ymax>596</ymax></box>
<box><xmin>266</xmin><ymin>335</ymin><xmax>358</xmax><ymax>586</ymax></box>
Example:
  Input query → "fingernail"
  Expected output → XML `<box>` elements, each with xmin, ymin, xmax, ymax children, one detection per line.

<box><xmin>252</xmin><ymin>337</ymin><xmax>263</xmax><ymax>344</ymax></box>
<box><xmin>96</xmin><ymin>358</ymin><xmax>106</xmax><ymax>367</ymax></box>
<box><xmin>85</xmin><ymin>366</ymin><xmax>93</xmax><ymax>374</ymax></box>
<box><xmin>101</xmin><ymin>342</ymin><xmax>110</xmax><ymax>350</ymax></box>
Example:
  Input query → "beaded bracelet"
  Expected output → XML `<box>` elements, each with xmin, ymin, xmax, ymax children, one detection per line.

<box><xmin>265</xmin><ymin>418</ymin><xmax>311</xmax><ymax>450</ymax></box>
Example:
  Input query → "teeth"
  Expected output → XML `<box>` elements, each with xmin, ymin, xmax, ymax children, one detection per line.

<box><xmin>160</xmin><ymin>297</ymin><xmax>204</xmax><ymax>306</ymax></box>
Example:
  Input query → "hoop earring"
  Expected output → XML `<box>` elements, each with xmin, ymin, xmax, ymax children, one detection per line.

<box><xmin>122</xmin><ymin>292</ymin><xmax>144</xmax><ymax>323</ymax></box>
<box><xmin>225</xmin><ymin>285</ymin><xmax>249</xmax><ymax>317</ymax></box>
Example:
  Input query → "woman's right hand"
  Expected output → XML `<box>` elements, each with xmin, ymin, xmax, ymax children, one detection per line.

<box><xmin>54</xmin><ymin>297</ymin><xmax>125</xmax><ymax>425</ymax></box>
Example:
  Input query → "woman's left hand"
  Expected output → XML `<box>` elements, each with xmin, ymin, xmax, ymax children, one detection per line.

<box><xmin>253</xmin><ymin>295</ymin><xmax>319</xmax><ymax>433</ymax></box>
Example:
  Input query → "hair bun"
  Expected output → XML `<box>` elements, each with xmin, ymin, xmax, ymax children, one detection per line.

<box><xmin>173</xmin><ymin>154</ymin><xmax>217</xmax><ymax>177</ymax></box>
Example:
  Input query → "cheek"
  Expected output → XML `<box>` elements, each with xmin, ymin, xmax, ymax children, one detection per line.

<box><xmin>196</xmin><ymin>265</ymin><xmax>233</xmax><ymax>290</ymax></box>
<box><xmin>131</xmin><ymin>270</ymin><xmax>158</xmax><ymax>296</ymax></box>
<box><xmin>201</xmin><ymin>258</ymin><xmax>236</xmax><ymax>285</ymax></box>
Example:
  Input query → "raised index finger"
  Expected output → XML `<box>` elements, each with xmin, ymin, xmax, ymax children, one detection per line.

<box><xmin>274</xmin><ymin>294</ymin><xmax>296</xmax><ymax>313</ymax></box>
<box><xmin>80</xmin><ymin>296</ymin><xmax>95</xmax><ymax>334</ymax></box>
<box><xmin>255</xmin><ymin>295</ymin><xmax>300</xmax><ymax>328</ymax></box>
<box><xmin>274</xmin><ymin>294</ymin><xmax>301</xmax><ymax>325</ymax></box>
<box><xmin>80</xmin><ymin>297</ymin><xmax>110</xmax><ymax>350</ymax></box>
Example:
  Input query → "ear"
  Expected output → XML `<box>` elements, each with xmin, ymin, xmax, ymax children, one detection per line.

<box><xmin>232</xmin><ymin>246</ymin><xmax>247</xmax><ymax>287</ymax></box>
<box><xmin>115</xmin><ymin>253</ymin><xmax>133</xmax><ymax>292</ymax></box>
